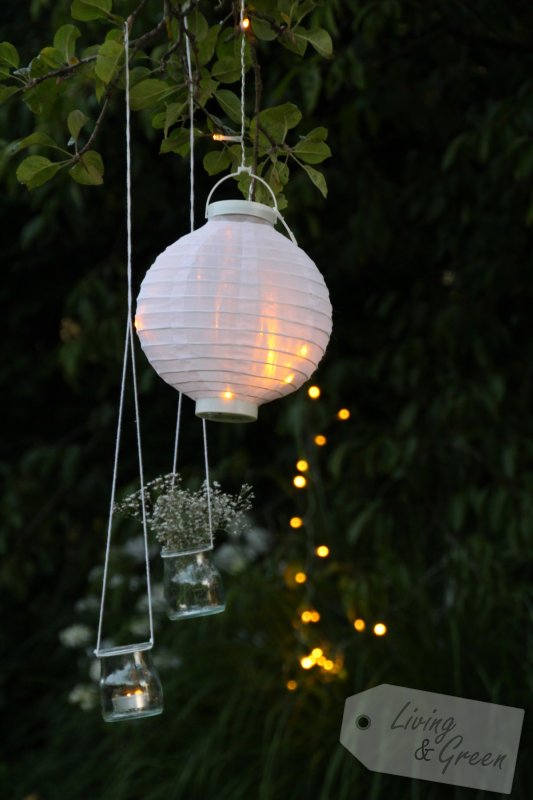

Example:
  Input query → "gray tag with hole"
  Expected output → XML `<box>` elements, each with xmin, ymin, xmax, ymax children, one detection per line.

<box><xmin>340</xmin><ymin>684</ymin><xmax>523</xmax><ymax>794</ymax></box>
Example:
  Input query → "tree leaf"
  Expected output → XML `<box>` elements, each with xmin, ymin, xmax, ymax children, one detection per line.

<box><xmin>215</xmin><ymin>90</ymin><xmax>242</xmax><ymax>124</ymax></box>
<box><xmin>160</xmin><ymin>128</ymin><xmax>191</xmax><ymax>156</ymax></box>
<box><xmin>0</xmin><ymin>85</ymin><xmax>18</xmax><ymax>105</ymax></box>
<box><xmin>129</xmin><ymin>79</ymin><xmax>174</xmax><ymax>111</ymax></box>
<box><xmin>95</xmin><ymin>38</ymin><xmax>123</xmax><ymax>84</ymax></box>
<box><xmin>68</xmin><ymin>110</ymin><xmax>89</xmax><ymax>143</ymax></box>
<box><xmin>0</xmin><ymin>42</ymin><xmax>19</xmax><ymax>69</ymax></box>
<box><xmin>53</xmin><ymin>24</ymin><xmax>81</xmax><ymax>63</ymax></box>
<box><xmin>280</xmin><ymin>29</ymin><xmax>307</xmax><ymax>56</ymax></box>
<box><xmin>301</xmin><ymin>164</ymin><xmax>327</xmax><ymax>197</ymax></box>
<box><xmin>71</xmin><ymin>0</ymin><xmax>112</xmax><ymax>22</ymax></box>
<box><xmin>294</xmin><ymin>138</ymin><xmax>331</xmax><ymax>164</ymax></box>
<box><xmin>211</xmin><ymin>57</ymin><xmax>241</xmax><ymax>84</ymax></box>
<box><xmin>250</xmin><ymin>18</ymin><xmax>278</xmax><ymax>41</ymax></box>
<box><xmin>203</xmin><ymin>149</ymin><xmax>231</xmax><ymax>176</ymax></box>
<box><xmin>10</xmin><ymin>131</ymin><xmax>65</xmax><ymax>154</ymax></box>
<box><xmin>250</xmin><ymin>103</ymin><xmax>302</xmax><ymax>148</ymax></box>
<box><xmin>298</xmin><ymin>27</ymin><xmax>333</xmax><ymax>57</ymax></box>
<box><xmin>39</xmin><ymin>47</ymin><xmax>64</xmax><ymax>69</ymax></box>
<box><xmin>69</xmin><ymin>150</ymin><xmax>104</xmax><ymax>185</ymax></box>
<box><xmin>16</xmin><ymin>155</ymin><xmax>64</xmax><ymax>189</ymax></box>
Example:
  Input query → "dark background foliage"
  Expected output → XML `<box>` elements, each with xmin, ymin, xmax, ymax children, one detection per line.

<box><xmin>1</xmin><ymin>1</ymin><xmax>531</xmax><ymax>798</ymax></box>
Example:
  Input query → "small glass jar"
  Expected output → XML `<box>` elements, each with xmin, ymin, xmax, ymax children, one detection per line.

<box><xmin>98</xmin><ymin>645</ymin><xmax>163</xmax><ymax>723</ymax></box>
<box><xmin>162</xmin><ymin>549</ymin><xmax>225</xmax><ymax>620</ymax></box>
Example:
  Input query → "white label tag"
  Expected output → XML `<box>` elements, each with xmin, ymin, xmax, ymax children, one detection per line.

<box><xmin>340</xmin><ymin>684</ymin><xmax>523</xmax><ymax>794</ymax></box>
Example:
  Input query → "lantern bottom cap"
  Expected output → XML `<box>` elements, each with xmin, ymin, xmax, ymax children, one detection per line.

<box><xmin>195</xmin><ymin>397</ymin><xmax>258</xmax><ymax>423</ymax></box>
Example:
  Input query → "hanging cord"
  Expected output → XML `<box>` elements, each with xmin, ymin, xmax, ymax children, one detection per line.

<box><xmin>202</xmin><ymin>419</ymin><xmax>214</xmax><ymax>549</ymax></box>
<box><xmin>172</xmin><ymin>13</ymin><xmax>214</xmax><ymax>551</ymax></box>
<box><xmin>95</xmin><ymin>20</ymin><xmax>154</xmax><ymax>656</ymax></box>
<box><xmin>239</xmin><ymin>1</ymin><xmax>246</xmax><ymax>169</ymax></box>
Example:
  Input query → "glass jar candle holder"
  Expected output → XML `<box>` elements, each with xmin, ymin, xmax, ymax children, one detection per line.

<box><xmin>162</xmin><ymin>548</ymin><xmax>225</xmax><ymax>620</ymax></box>
<box><xmin>98</xmin><ymin>644</ymin><xmax>163</xmax><ymax>723</ymax></box>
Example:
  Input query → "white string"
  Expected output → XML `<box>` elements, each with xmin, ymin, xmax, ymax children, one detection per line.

<box><xmin>202</xmin><ymin>419</ymin><xmax>214</xmax><ymax>549</ymax></box>
<box><xmin>239</xmin><ymin>1</ymin><xmax>246</xmax><ymax>169</ymax></box>
<box><xmin>171</xmin><ymin>391</ymin><xmax>183</xmax><ymax>488</ymax></box>
<box><xmin>183</xmin><ymin>12</ymin><xmax>214</xmax><ymax>550</ymax></box>
<box><xmin>95</xmin><ymin>21</ymin><xmax>154</xmax><ymax>656</ymax></box>
<box><xmin>184</xmin><ymin>15</ymin><xmax>195</xmax><ymax>232</ymax></box>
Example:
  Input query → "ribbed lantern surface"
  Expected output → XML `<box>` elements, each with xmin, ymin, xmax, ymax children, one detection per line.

<box><xmin>136</xmin><ymin>199</ymin><xmax>332</xmax><ymax>422</ymax></box>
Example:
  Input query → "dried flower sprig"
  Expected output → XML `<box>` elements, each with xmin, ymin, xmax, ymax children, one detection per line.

<box><xmin>115</xmin><ymin>473</ymin><xmax>254</xmax><ymax>554</ymax></box>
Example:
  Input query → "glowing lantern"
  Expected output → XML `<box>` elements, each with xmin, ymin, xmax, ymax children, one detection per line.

<box><xmin>136</xmin><ymin>187</ymin><xmax>332</xmax><ymax>422</ymax></box>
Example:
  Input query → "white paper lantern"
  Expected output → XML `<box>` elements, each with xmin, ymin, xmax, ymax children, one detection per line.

<box><xmin>135</xmin><ymin>195</ymin><xmax>332</xmax><ymax>423</ymax></box>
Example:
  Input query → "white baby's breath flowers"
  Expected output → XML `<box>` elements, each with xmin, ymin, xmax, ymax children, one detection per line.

<box><xmin>115</xmin><ymin>473</ymin><xmax>254</xmax><ymax>554</ymax></box>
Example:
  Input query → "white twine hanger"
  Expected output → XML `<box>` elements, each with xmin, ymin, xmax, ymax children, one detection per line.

<box><xmin>95</xmin><ymin>21</ymin><xmax>154</xmax><ymax>658</ymax></box>
<box><xmin>170</xmin><ymin>13</ymin><xmax>214</xmax><ymax>551</ymax></box>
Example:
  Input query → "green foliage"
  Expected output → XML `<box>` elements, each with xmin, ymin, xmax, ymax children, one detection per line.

<box><xmin>0</xmin><ymin>0</ymin><xmax>333</xmax><ymax>202</ymax></box>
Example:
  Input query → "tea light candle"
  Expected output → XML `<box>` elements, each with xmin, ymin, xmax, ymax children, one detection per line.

<box><xmin>112</xmin><ymin>688</ymin><xmax>149</xmax><ymax>713</ymax></box>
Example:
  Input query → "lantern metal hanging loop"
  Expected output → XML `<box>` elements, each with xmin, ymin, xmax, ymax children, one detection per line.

<box><xmin>136</xmin><ymin>168</ymin><xmax>332</xmax><ymax>423</ymax></box>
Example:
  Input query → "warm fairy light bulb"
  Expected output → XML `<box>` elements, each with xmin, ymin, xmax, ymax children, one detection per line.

<box><xmin>311</xmin><ymin>647</ymin><xmax>323</xmax><ymax>658</ymax></box>
<box><xmin>286</xmin><ymin>679</ymin><xmax>298</xmax><ymax>690</ymax></box>
<box><xmin>296</xmin><ymin>459</ymin><xmax>309</xmax><ymax>472</ymax></box>
<box><xmin>373</xmin><ymin>622</ymin><xmax>387</xmax><ymax>636</ymax></box>
<box><xmin>315</xmin><ymin>545</ymin><xmax>330</xmax><ymax>558</ymax></box>
<box><xmin>293</xmin><ymin>475</ymin><xmax>307</xmax><ymax>488</ymax></box>
<box><xmin>323</xmin><ymin>660</ymin><xmax>334</xmax><ymax>671</ymax></box>
<box><xmin>337</xmin><ymin>408</ymin><xmax>350</xmax><ymax>420</ymax></box>
<box><xmin>241</xmin><ymin>16</ymin><xmax>251</xmax><ymax>29</ymax></box>
<box><xmin>314</xmin><ymin>435</ymin><xmax>327</xmax><ymax>446</ymax></box>
<box><xmin>353</xmin><ymin>618</ymin><xmax>366</xmax><ymax>632</ymax></box>
<box><xmin>290</xmin><ymin>516</ymin><xmax>303</xmax><ymax>529</ymax></box>
<box><xmin>300</xmin><ymin>656</ymin><xmax>314</xmax><ymax>670</ymax></box>
<box><xmin>308</xmin><ymin>385</ymin><xmax>321</xmax><ymax>399</ymax></box>
<box><xmin>294</xmin><ymin>571</ymin><xmax>307</xmax><ymax>584</ymax></box>
<box><xmin>212</xmin><ymin>133</ymin><xmax>225</xmax><ymax>141</ymax></box>
<box><xmin>317</xmin><ymin>655</ymin><xmax>326</xmax><ymax>666</ymax></box>
<box><xmin>301</xmin><ymin>609</ymin><xmax>320</xmax><ymax>623</ymax></box>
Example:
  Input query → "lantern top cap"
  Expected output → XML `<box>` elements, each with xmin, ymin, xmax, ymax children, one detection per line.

<box><xmin>206</xmin><ymin>199</ymin><xmax>277</xmax><ymax>226</ymax></box>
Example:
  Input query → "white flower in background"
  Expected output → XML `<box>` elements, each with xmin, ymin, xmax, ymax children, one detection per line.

<box><xmin>153</xmin><ymin>651</ymin><xmax>182</xmax><ymax>670</ymax></box>
<box><xmin>214</xmin><ymin>543</ymin><xmax>249</xmax><ymax>575</ymax></box>
<box><xmin>59</xmin><ymin>624</ymin><xmax>92</xmax><ymax>648</ymax></box>
<box><xmin>68</xmin><ymin>684</ymin><xmax>97</xmax><ymax>711</ymax></box>
<box><xmin>75</xmin><ymin>595</ymin><xmax>100</xmax><ymax>613</ymax></box>
<box><xmin>89</xmin><ymin>659</ymin><xmax>101</xmax><ymax>682</ymax></box>
<box><xmin>243</xmin><ymin>526</ymin><xmax>271</xmax><ymax>557</ymax></box>
<box><xmin>136</xmin><ymin>582</ymin><xmax>165</xmax><ymax>614</ymax></box>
